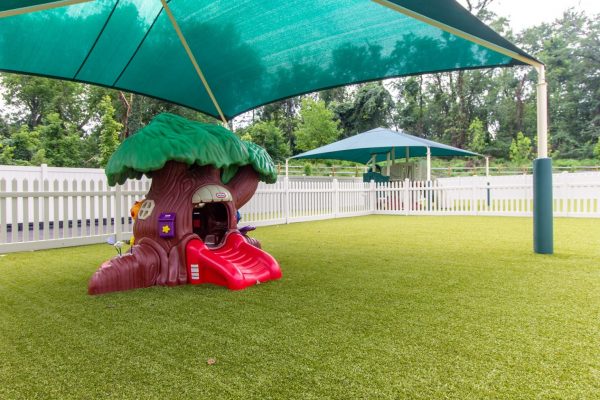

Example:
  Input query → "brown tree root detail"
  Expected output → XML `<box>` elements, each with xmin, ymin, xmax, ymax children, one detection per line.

<box><xmin>88</xmin><ymin>243</ymin><xmax>161</xmax><ymax>295</ymax></box>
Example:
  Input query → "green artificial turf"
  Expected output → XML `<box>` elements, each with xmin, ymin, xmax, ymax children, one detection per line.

<box><xmin>1</xmin><ymin>216</ymin><xmax>600</xmax><ymax>399</ymax></box>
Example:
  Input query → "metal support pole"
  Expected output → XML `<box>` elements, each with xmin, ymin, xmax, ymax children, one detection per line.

<box><xmin>285</xmin><ymin>158</ymin><xmax>289</xmax><ymax>177</ymax></box>
<box><xmin>537</xmin><ymin>66</ymin><xmax>548</xmax><ymax>159</ymax></box>
<box><xmin>533</xmin><ymin>65</ymin><xmax>553</xmax><ymax>254</ymax></box>
<box><xmin>426</xmin><ymin>147</ymin><xmax>431</xmax><ymax>181</ymax></box>
<box><xmin>485</xmin><ymin>156</ymin><xmax>491</xmax><ymax>207</ymax></box>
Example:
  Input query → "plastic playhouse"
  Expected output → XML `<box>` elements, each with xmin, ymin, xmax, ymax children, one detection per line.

<box><xmin>88</xmin><ymin>113</ymin><xmax>281</xmax><ymax>295</ymax></box>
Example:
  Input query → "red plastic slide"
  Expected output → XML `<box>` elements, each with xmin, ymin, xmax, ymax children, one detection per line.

<box><xmin>186</xmin><ymin>231</ymin><xmax>281</xmax><ymax>290</ymax></box>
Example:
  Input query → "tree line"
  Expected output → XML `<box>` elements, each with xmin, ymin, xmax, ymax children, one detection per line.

<box><xmin>0</xmin><ymin>8</ymin><xmax>598</xmax><ymax>168</ymax></box>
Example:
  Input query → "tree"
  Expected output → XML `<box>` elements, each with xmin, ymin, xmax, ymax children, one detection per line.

<box><xmin>333</xmin><ymin>82</ymin><xmax>394</xmax><ymax>137</ymax></box>
<box><xmin>0</xmin><ymin>142</ymin><xmax>14</xmax><ymax>164</ymax></box>
<box><xmin>467</xmin><ymin>117</ymin><xmax>486</xmax><ymax>153</ymax></box>
<box><xmin>242</xmin><ymin>121</ymin><xmax>290</xmax><ymax>162</ymax></box>
<box><xmin>294</xmin><ymin>98</ymin><xmax>341</xmax><ymax>152</ymax></box>
<box><xmin>258</xmin><ymin>98</ymin><xmax>300</xmax><ymax>149</ymax></box>
<box><xmin>97</xmin><ymin>96</ymin><xmax>123</xmax><ymax>167</ymax></box>
<box><xmin>594</xmin><ymin>138</ymin><xmax>600</xmax><ymax>160</ymax></box>
<box><xmin>393</xmin><ymin>77</ymin><xmax>425</xmax><ymax>134</ymax></box>
<box><xmin>10</xmin><ymin>126</ymin><xmax>45</xmax><ymax>165</ymax></box>
<box><xmin>509</xmin><ymin>132</ymin><xmax>532</xmax><ymax>165</ymax></box>
<box><xmin>36</xmin><ymin>113</ymin><xmax>82</xmax><ymax>167</ymax></box>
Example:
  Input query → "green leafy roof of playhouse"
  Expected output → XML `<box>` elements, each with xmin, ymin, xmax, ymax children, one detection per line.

<box><xmin>105</xmin><ymin>113</ymin><xmax>277</xmax><ymax>186</ymax></box>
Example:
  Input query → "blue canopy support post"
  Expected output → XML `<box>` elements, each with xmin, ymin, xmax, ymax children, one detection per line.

<box><xmin>485</xmin><ymin>156</ymin><xmax>491</xmax><ymax>207</ymax></box>
<box><xmin>426</xmin><ymin>147</ymin><xmax>432</xmax><ymax>211</ymax></box>
<box><xmin>533</xmin><ymin>65</ymin><xmax>553</xmax><ymax>254</ymax></box>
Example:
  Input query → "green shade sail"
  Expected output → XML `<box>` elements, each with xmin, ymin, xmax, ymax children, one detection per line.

<box><xmin>105</xmin><ymin>113</ymin><xmax>277</xmax><ymax>186</ymax></box>
<box><xmin>0</xmin><ymin>0</ymin><xmax>537</xmax><ymax>120</ymax></box>
<box><xmin>292</xmin><ymin>127</ymin><xmax>480</xmax><ymax>164</ymax></box>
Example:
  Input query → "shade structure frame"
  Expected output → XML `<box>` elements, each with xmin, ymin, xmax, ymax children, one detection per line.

<box><xmin>371</xmin><ymin>0</ymin><xmax>542</xmax><ymax>69</ymax></box>
<box><xmin>159</xmin><ymin>0</ymin><xmax>228</xmax><ymax>124</ymax></box>
<box><xmin>0</xmin><ymin>0</ymin><xmax>93</xmax><ymax>18</ymax></box>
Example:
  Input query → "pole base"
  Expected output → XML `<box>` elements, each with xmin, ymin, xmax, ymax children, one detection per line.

<box><xmin>533</xmin><ymin>158</ymin><xmax>553</xmax><ymax>254</ymax></box>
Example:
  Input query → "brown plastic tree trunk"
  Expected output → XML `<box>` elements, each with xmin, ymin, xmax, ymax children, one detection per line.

<box><xmin>88</xmin><ymin>161</ymin><xmax>259</xmax><ymax>295</ymax></box>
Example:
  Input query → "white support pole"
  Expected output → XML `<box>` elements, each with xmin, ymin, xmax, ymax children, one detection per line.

<box><xmin>285</xmin><ymin>158</ymin><xmax>289</xmax><ymax>177</ymax></box>
<box><xmin>537</xmin><ymin>65</ymin><xmax>548</xmax><ymax>158</ymax></box>
<box><xmin>386</xmin><ymin>152</ymin><xmax>391</xmax><ymax>176</ymax></box>
<box><xmin>485</xmin><ymin>156</ymin><xmax>490</xmax><ymax>177</ymax></box>
<box><xmin>426</xmin><ymin>147</ymin><xmax>431</xmax><ymax>181</ymax></box>
<box><xmin>533</xmin><ymin>64</ymin><xmax>553</xmax><ymax>254</ymax></box>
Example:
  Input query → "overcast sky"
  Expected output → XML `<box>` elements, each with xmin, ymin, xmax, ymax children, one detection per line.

<box><xmin>477</xmin><ymin>0</ymin><xmax>600</xmax><ymax>32</ymax></box>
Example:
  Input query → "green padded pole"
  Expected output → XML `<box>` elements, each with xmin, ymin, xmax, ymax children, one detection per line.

<box><xmin>533</xmin><ymin>158</ymin><xmax>553</xmax><ymax>254</ymax></box>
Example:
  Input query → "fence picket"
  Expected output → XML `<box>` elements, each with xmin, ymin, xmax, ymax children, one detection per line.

<box><xmin>21</xmin><ymin>180</ymin><xmax>29</xmax><ymax>243</ymax></box>
<box><xmin>11</xmin><ymin>179</ymin><xmax>18</xmax><ymax>243</ymax></box>
<box><xmin>62</xmin><ymin>180</ymin><xmax>69</xmax><ymax>239</ymax></box>
<box><xmin>0</xmin><ymin>179</ymin><xmax>6</xmax><ymax>243</ymax></box>
<box><xmin>72</xmin><ymin>180</ymin><xmax>78</xmax><ymax>238</ymax></box>
<box><xmin>32</xmin><ymin>180</ymin><xmax>40</xmax><ymax>241</ymax></box>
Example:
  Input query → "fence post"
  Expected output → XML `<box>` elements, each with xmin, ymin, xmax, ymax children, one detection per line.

<box><xmin>369</xmin><ymin>180</ymin><xmax>376</xmax><ymax>213</ymax></box>
<box><xmin>40</xmin><ymin>163</ymin><xmax>48</xmax><ymax>183</ymax></box>
<box><xmin>115</xmin><ymin>184</ymin><xmax>123</xmax><ymax>240</ymax></box>
<box><xmin>403</xmin><ymin>178</ymin><xmax>410</xmax><ymax>215</ymax></box>
<box><xmin>563</xmin><ymin>178</ymin><xmax>569</xmax><ymax>217</ymax></box>
<box><xmin>333</xmin><ymin>178</ymin><xmax>339</xmax><ymax>217</ymax></box>
<box><xmin>284</xmin><ymin>176</ymin><xmax>290</xmax><ymax>224</ymax></box>
<box><xmin>0</xmin><ymin>179</ymin><xmax>6</xmax><ymax>243</ymax></box>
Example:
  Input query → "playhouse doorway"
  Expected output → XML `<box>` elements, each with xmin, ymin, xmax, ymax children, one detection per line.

<box><xmin>192</xmin><ymin>202</ymin><xmax>230</xmax><ymax>247</ymax></box>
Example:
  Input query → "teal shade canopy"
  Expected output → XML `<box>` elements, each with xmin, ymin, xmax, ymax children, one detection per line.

<box><xmin>292</xmin><ymin>127</ymin><xmax>480</xmax><ymax>164</ymax></box>
<box><xmin>0</xmin><ymin>0</ymin><xmax>537</xmax><ymax>120</ymax></box>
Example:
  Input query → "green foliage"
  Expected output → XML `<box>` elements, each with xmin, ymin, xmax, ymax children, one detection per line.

<box><xmin>106</xmin><ymin>113</ymin><xmax>277</xmax><ymax>186</ymax></box>
<box><xmin>242</xmin><ymin>121</ymin><xmax>290</xmax><ymax>162</ymax></box>
<box><xmin>295</xmin><ymin>98</ymin><xmax>341</xmax><ymax>152</ymax></box>
<box><xmin>467</xmin><ymin>117</ymin><xmax>486</xmax><ymax>153</ymax></box>
<box><xmin>97</xmin><ymin>96</ymin><xmax>123</xmax><ymax>167</ymax></box>
<box><xmin>10</xmin><ymin>126</ymin><xmax>43</xmax><ymax>163</ymax></box>
<box><xmin>333</xmin><ymin>82</ymin><xmax>394</xmax><ymax>137</ymax></box>
<box><xmin>35</xmin><ymin>113</ymin><xmax>82</xmax><ymax>167</ymax></box>
<box><xmin>0</xmin><ymin>141</ymin><xmax>14</xmax><ymax>164</ymax></box>
<box><xmin>594</xmin><ymin>138</ymin><xmax>600</xmax><ymax>160</ymax></box>
<box><xmin>509</xmin><ymin>132</ymin><xmax>533</xmax><ymax>165</ymax></box>
<box><xmin>258</xmin><ymin>98</ymin><xmax>299</xmax><ymax>149</ymax></box>
<box><xmin>303</xmin><ymin>163</ymin><xmax>312</xmax><ymax>176</ymax></box>
<box><xmin>393</xmin><ymin>77</ymin><xmax>424</xmax><ymax>134</ymax></box>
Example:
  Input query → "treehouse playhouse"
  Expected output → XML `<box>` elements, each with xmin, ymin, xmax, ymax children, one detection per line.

<box><xmin>88</xmin><ymin>113</ymin><xmax>282</xmax><ymax>295</ymax></box>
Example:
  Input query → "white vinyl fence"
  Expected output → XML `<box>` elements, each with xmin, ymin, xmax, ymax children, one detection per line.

<box><xmin>1</xmin><ymin>166</ymin><xmax>599</xmax><ymax>253</ymax></box>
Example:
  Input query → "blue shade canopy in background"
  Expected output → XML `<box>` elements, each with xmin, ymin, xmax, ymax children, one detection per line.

<box><xmin>292</xmin><ymin>127</ymin><xmax>480</xmax><ymax>164</ymax></box>
<box><xmin>0</xmin><ymin>0</ymin><xmax>538</xmax><ymax>121</ymax></box>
